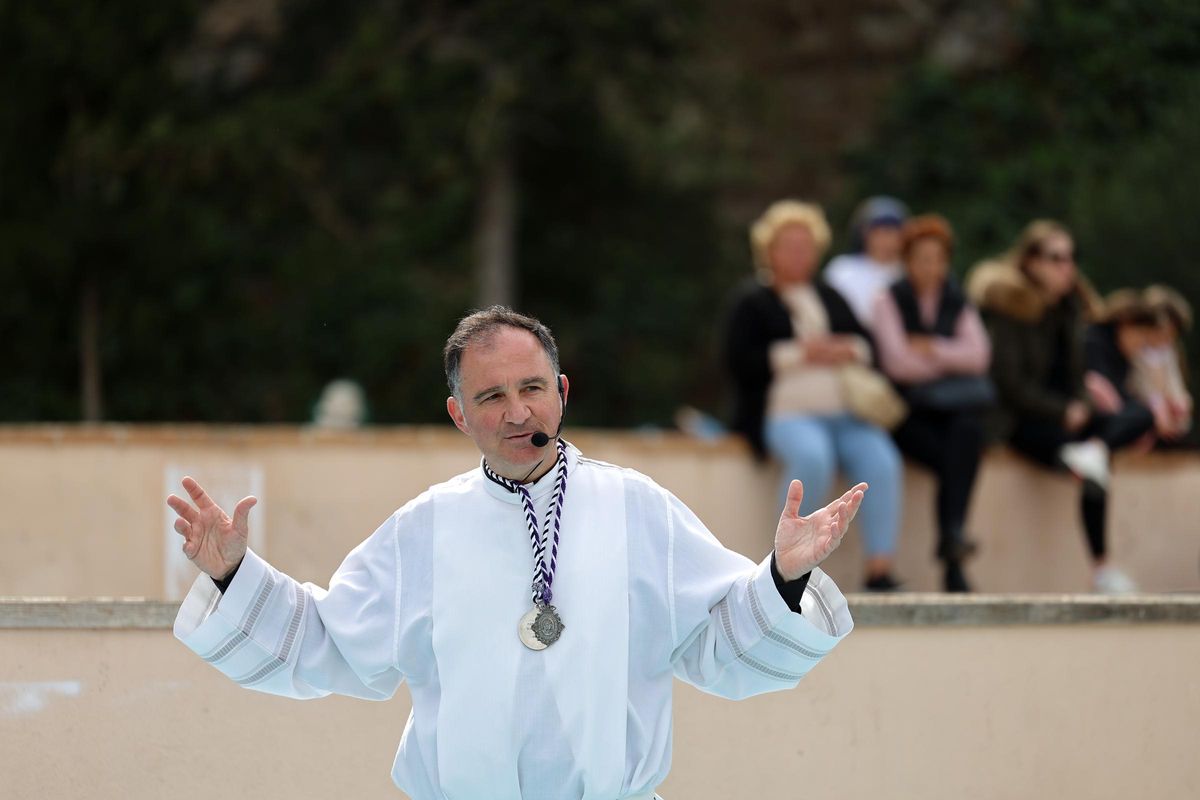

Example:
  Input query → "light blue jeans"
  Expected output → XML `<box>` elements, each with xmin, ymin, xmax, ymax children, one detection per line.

<box><xmin>764</xmin><ymin>413</ymin><xmax>902</xmax><ymax>558</ymax></box>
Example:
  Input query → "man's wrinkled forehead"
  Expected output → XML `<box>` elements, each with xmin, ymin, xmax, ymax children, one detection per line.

<box><xmin>459</xmin><ymin>326</ymin><xmax>555</xmax><ymax>383</ymax></box>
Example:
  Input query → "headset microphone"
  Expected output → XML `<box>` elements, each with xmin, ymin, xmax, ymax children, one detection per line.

<box><xmin>530</xmin><ymin>377</ymin><xmax>566</xmax><ymax>448</ymax></box>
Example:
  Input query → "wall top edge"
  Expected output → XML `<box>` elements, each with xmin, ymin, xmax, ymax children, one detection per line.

<box><xmin>0</xmin><ymin>425</ymin><xmax>1195</xmax><ymax>468</ymax></box>
<box><xmin>4</xmin><ymin>594</ymin><xmax>1200</xmax><ymax>629</ymax></box>
<box><xmin>0</xmin><ymin>424</ymin><xmax>746</xmax><ymax>455</ymax></box>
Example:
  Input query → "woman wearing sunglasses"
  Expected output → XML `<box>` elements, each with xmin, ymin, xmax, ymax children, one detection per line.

<box><xmin>966</xmin><ymin>220</ymin><xmax>1153</xmax><ymax>593</ymax></box>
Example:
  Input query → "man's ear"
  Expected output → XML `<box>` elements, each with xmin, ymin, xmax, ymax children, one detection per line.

<box><xmin>446</xmin><ymin>395</ymin><xmax>470</xmax><ymax>435</ymax></box>
<box><xmin>558</xmin><ymin>374</ymin><xmax>569</xmax><ymax>407</ymax></box>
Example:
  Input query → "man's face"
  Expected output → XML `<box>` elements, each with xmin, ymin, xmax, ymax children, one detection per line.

<box><xmin>446</xmin><ymin>326</ymin><xmax>568</xmax><ymax>480</ymax></box>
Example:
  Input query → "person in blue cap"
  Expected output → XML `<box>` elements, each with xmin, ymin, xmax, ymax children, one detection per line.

<box><xmin>825</xmin><ymin>196</ymin><xmax>910</xmax><ymax>326</ymax></box>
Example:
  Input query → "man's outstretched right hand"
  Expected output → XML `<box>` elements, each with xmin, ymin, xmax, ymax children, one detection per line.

<box><xmin>167</xmin><ymin>476</ymin><xmax>257</xmax><ymax>581</ymax></box>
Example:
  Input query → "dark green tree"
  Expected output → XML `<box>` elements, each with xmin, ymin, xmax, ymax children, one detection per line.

<box><xmin>845</xmin><ymin>0</ymin><xmax>1200</xmax><ymax>381</ymax></box>
<box><xmin>1</xmin><ymin>0</ymin><xmax>733</xmax><ymax>426</ymax></box>
<box><xmin>1</xmin><ymin>0</ymin><xmax>205</xmax><ymax>420</ymax></box>
<box><xmin>846</xmin><ymin>0</ymin><xmax>1200</xmax><ymax>293</ymax></box>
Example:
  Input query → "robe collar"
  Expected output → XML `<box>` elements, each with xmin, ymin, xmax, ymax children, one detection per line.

<box><xmin>479</xmin><ymin>440</ymin><xmax>581</xmax><ymax>505</ymax></box>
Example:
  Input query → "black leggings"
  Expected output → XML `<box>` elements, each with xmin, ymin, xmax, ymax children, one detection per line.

<box><xmin>1008</xmin><ymin>402</ymin><xmax>1154</xmax><ymax>560</ymax></box>
<box><xmin>892</xmin><ymin>408</ymin><xmax>985</xmax><ymax>561</ymax></box>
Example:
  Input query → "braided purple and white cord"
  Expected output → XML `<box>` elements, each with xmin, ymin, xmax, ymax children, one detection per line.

<box><xmin>483</xmin><ymin>439</ymin><xmax>569</xmax><ymax>605</ymax></box>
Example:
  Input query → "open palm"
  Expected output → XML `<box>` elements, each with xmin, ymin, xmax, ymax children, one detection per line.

<box><xmin>774</xmin><ymin>480</ymin><xmax>867</xmax><ymax>581</ymax></box>
<box><xmin>167</xmin><ymin>476</ymin><xmax>257</xmax><ymax>580</ymax></box>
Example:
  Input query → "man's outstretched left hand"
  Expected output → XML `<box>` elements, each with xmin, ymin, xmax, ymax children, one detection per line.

<box><xmin>774</xmin><ymin>480</ymin><xmax>867</xmax><ymax>581</ymax></box>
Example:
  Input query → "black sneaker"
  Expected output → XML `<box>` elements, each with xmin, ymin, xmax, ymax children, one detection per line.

<box><xmin>864</xmin><ymin>573</ymin><xmax>903</xmax><ymax>592</ymax></box>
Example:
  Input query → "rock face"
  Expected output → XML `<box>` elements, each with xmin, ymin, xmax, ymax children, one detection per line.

<box><xmin>703</xmin><ymin>0</ymin><xmax>1022</xmax><ymax>221</ymax></box>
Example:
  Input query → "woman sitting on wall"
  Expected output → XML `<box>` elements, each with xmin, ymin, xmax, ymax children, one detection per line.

<box><xmin>967</xmin><ymin>220</ymin><xmax>1153</xmax><ymax>593</ymax></box>
<box><xmin>872</xmin><ymin>215</ymin><xmax>992</xmax><ymax>592</ymax></box>
<box><xmin>724</xmin><ymin>200</ymin><xmax>904</xmax><ymax>591</ymax></box>
<box><xmin>1087</xmin><ymin>286</ymin><xmax>1195</xmax><ymax>449</ymax></box>
<box><xmin>1138</xmin><ymin>285</ymin><xmax>1194</xmax><ymax>445</ymax></box>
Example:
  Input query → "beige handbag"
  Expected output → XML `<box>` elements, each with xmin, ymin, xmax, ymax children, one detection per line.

<box><xmin>840</xmin><ymin>364</ymin><xmax>909</xmax><ymax>430</ymax></box>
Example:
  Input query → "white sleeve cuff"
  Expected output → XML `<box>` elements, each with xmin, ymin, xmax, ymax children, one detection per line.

<box><xmin>749</xmin><ymin>556</ymin><xmax>853</xmax><ymax>650</ymax></box>
<box><xmin>173</xmin><ymin>548</ymin><xmax>273</xmax><ymax>653</ymax></box>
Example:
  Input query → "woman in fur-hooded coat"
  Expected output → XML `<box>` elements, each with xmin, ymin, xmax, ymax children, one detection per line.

<box><xmin>966</xmin><ymin>220</ymin><xmax>1153</xmax><ymax>593</ymax></box>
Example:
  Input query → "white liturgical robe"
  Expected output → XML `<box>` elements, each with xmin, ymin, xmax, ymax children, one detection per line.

<box><xmin>174</xmin><ymin>444</ymin><xmax>853</xmax><ymax>799</ymax></box>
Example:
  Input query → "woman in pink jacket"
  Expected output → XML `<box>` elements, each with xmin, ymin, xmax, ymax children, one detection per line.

<box><xmin>872</xmin><ymin>215</ymin><xmax>993</xmax><ymax>591</ymax></box>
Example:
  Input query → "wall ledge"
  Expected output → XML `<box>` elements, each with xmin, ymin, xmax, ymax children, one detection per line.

<box><xmin>5</xmin><ymin>594</ymin><xmax>1200</xmax><ymax>629</ymax></box>
<box><xmin>1</xmin><ymin>423</ymin><xmax>1196</xmax><ymax>470</ymax></box>
<box><xmin>850</xmin><ymin>593</ymin><xmax>1200</xmax><ymax>625</ymax></box>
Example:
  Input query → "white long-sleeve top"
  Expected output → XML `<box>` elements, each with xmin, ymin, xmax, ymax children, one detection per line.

<box><xmin>174</xmin><ymin>444</ymin><xmax>853</xmax><ymax>800</ymax></box>
<box><xmin>824</xmin><ymin>253</ymin><xmax>903</xmax><ymax>325</ymax></box>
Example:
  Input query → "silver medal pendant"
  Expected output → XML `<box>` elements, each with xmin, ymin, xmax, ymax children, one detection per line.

<box><xmin>518</xmin><ymin>603</ymin><xmax>565</xmax><ymax>650</ymax></box>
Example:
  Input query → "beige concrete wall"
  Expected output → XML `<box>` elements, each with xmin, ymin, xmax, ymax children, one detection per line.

<box><xmin>1</xmin><ymin>425</ymin><xmax>1198</xmax><ymax>597</ymax></box>
<box><xmin>2</xmin><ymin>621</ymin><xmax>1197</xmax><ymax>799</ymax></box>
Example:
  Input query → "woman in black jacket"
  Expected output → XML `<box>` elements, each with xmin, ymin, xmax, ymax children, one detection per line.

<box><xmin>725</xmin><ymin>200</ymin><xmax>904</xmax><ymax>590</ymax></box>
<box><xmin>967</xmin><ymin>220</ymin><xmax>1154</xmax><ymax>593</ymax></box>
<box><xmin>873</xmin><ymin>215</ymin><xmax>992</xmax><ymax>591</ymax></box>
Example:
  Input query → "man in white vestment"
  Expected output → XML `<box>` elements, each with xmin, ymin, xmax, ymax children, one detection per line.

<box><xmin>169</xmin><ymin>306</ymin><xmax>865</xmax><ymax>800</ymax></box>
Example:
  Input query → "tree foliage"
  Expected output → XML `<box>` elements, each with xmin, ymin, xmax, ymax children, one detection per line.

<box><xmin>1</xmin><ymin>0</ymin><xmax>734</xmax><ymax>425</ymax></box>
<box><xmin>4</xmin><ymin>0</ymin><xmax>1198</xmax><ymax>425</ymax></box>
<box><xmin>845</xmin><ymin>0</ymin><xmax>1200</xmax><ymax>368</ymax></box>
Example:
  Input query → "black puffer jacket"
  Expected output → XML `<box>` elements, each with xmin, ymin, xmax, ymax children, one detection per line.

<box><xmin>723</xmin><ymin>279</ymin><xmax>874</xmax><ymax>459</ymax></box>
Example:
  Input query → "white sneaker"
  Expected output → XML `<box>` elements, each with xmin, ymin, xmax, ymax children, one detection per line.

<box><xmin>1059</xmin><ymin>440</ymin><xmax>1111</xmax><ymax>488</ymax></box>
<box><xmin>1093</xmin><ymin>565</ymin><xmax>1138</xmax><ymax>594</ymax></box>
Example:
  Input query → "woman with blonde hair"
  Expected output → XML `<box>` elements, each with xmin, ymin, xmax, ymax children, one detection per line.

<box><xmin>725</xmin><ymin>200</ymin><xmax>904</xmax><ymax>590</ymax></box>
<box><xmin>967</xmin><ymin>220</ymin><xmax>1153</xmax><ymax>593</ymax></box>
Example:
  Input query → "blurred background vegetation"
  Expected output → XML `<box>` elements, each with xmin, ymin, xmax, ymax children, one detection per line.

<box><xmin>2</xmin><ymin>0</ymin><xmax>1197</xmax><ymax>427</ymax></box>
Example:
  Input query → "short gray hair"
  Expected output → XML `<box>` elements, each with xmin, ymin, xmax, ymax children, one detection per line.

<box><xmin>443</xmin><ymin>306</ymin><xmax>560</xmax><ymax>399</ymax></box>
